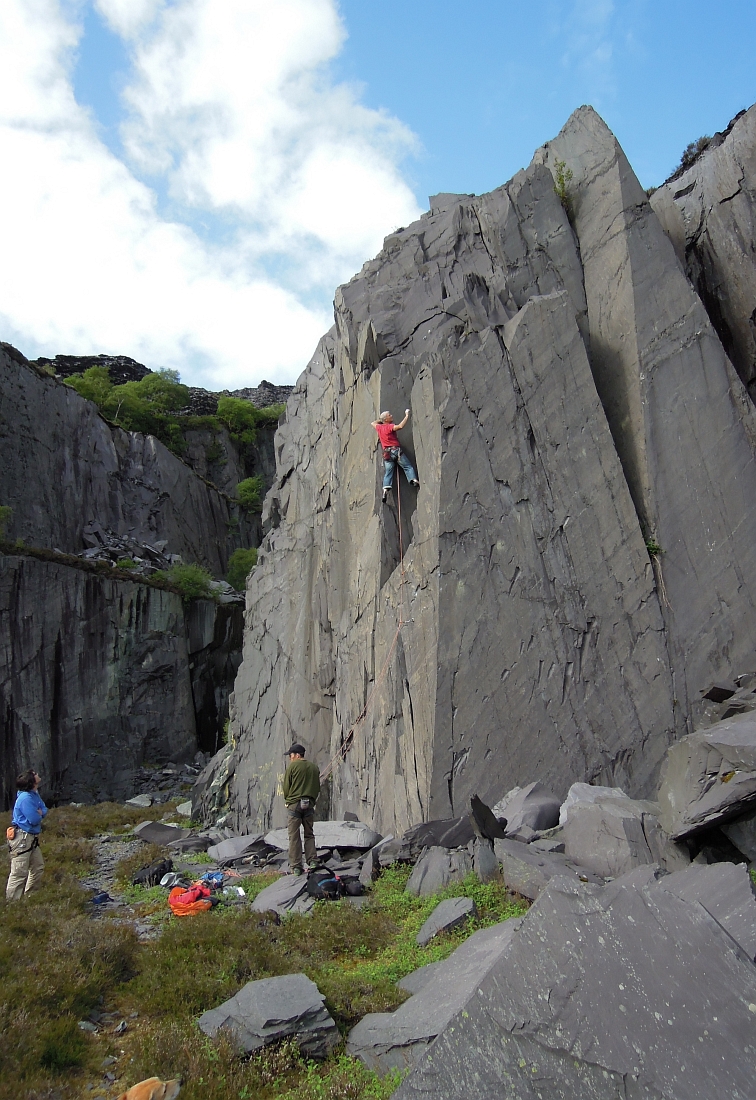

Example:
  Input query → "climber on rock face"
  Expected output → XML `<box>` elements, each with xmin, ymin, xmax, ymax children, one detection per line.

<box><xmin>371</xmin><ymin>409</ymin><xmax>419</xmax><ymax>504</ymax></box>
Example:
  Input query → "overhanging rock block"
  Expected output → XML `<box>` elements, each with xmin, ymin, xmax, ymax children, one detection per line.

<box><xmin>198</xmin><ymin>973</ymin><xmax>338</xmax><ymax>1059</ymax></box>
<box><xmin>347</xmin><ymin>919</ymin><xmax>523</xmax><ymax>1074</ymax></box>
<box><xmin>723</xmin><ymin>812</ymin><xmax>756</xmax><ymax>861</ymax></box>
<box><xmin>394</xmin><ymin>870</ymin><xmax>756</xmax><ymax>1100</ymax></box>
<box><xmin>658</xmin><ymin>713</ymin><xmax>756</xmax><ymax>838</ymax></box>
<box><xmin>496</xmin><ymin>781</ymin><xmax>560</xmax><ymax>836</ymax></box>
<box><xmin>493</xmin><ymin>837</ymin><xmax>603</xmax><ymax>899</ymax></box>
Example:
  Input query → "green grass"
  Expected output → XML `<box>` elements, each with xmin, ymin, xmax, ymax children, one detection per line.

<box><xmin>0</xmin><ymin>804</ymin><xmax>526</xmax><ymax>1100</ymax></box>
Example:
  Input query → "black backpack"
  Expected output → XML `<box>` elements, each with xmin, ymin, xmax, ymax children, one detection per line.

<box><xmin>305</xmin><ymin>869</ymin><xmax>344</xmax><ymax>900</ymax></box>
<box><xmin>132</xmin><ymin>858</ymin><xmax>173</xmax><ymax>887</ymax></box>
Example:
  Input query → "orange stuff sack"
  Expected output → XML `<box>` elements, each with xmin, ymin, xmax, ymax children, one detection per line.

<box><xmin>116</xmin><ymin>1078</ymin><xmax>181</xmax><ymax>1100</ymax></box>
<box><xmin>168</xmin><ymin>885</ymin><xmax>212</xmax><ymax>916</ymax></box>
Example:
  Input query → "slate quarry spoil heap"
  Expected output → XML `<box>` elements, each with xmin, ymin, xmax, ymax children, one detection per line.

<box><xmin>198</xmin><ymin>103</ymin><xmax>756</xmax><ymax>837</ymax></box>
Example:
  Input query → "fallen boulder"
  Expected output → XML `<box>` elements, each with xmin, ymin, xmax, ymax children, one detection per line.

<box><xmin>206</xmin><ymin>834</ymin><xmax>267</xmax><ymax>863</ymax></box>
<box><xmin>132</xmin><ymin>821</ymin><xmax>189</xmax><ymax>846</ymax></box>
<box><xmin>393</xmin><ymin>869</ymin><xmax>756</xmax><ymax>1100</ymax></box>
<box><xmin>657</xmin><ymin>713</ymin><xmax>756</xmax><ymax>838</ymax></box>
<box><xmin>496</xmin><ymin>782</ymin><xmax>560</xmax><ymax>836</ymax></box>
<box><xmin>415</xmin><ymin>897</ymin><xmax>477</xmax><ymax>946</ymax></box>
<box><xmin>472</xmin><ymin>837</ymin><xmax>500</xmax><ymax>883</ymax></box>
<box><xmin>264</xmin><ymin>820</ymin><xmax>382</xmax><ymax>851</ymax></box>
<box><xmin>657</xmin><ymin>861</ymin><xmax>756</xmax><ymax>962</ymax></box>
<box><xmin>468</xmin><ymin>796</ymin><xmax>506</xmax><ymax>840</ymax></box>
<box><xmin>198</xmin><ymin>973</ymin><xmax>339</xmax><ymax>1058</ymax></box>
<box><xmin>558</xmin><ymin>781</ymin><xmax>631</xmax><ymax>825</ymax></box>
<box><xmin>250</xmin><ymin>874</ymin><xmax>309</xmax><ymax>916</ymax></box>
<box><xmin>561</xmin><ymin>797</ymin><xmax>688</xmax><ymax>878</ymax></box>
<box><xmin>347</xmin><ymin>919</ymin><xmax>523</xmax><ymax>1073</ymax></box>
<box><xmin>401</xmin><ymin>818</ymin><xmax>476</xmax><ymax>858</ymax></box>
<box><xmin>722</xmin><ymin>811</ymin><xmax>756</xmax><ymax>861</ymax></box>
<box><xmin>493</xmin><ymin>837</ymin><xmax>602</xmax><ymax>899</ymax></box>
<box><xmin>358</xmin><ymin>835</ymin><xmax>395</xmax><ymax>886</ymax></box>
<box><xmin>405</xmin><ymin>847</ymin><xmax>473</xmax><ymax>897</ymax></box>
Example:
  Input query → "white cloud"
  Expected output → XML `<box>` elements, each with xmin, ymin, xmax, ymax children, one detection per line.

<box><xmin>0</xmin><ymin>0</ymin><xmax>421</xmax><ymax>387</ymax></box>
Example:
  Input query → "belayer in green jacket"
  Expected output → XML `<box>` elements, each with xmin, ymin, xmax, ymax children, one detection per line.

<box><xmin>282</xmin><ymin>744</ymin><xmax>321</xmax><ymax>876</ymax></box>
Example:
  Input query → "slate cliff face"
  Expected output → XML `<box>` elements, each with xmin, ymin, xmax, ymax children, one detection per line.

<box><xmin>200</xmin><ymin>107</ymin><xmax>756</xmax><ymax>836</ymax></box>
<box><xmin>0</xmin><ymin>349</ymin><xmax>251</xmax><ymax>576</ymax></box>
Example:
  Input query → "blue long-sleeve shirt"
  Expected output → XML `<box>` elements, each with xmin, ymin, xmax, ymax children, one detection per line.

<box><xmin>12</xmin><ymin>790</ymin><xmax>47</xmax><ymax>834</ymax></box>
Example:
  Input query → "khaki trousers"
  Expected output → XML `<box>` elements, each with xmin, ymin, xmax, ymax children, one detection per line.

<box><xmin>6</xmin><ymin>831</ymin><xmax>44</xmax><ymax>901</ymax></box>
<box><xmin>287</xmin><ymin>805</ymin><xmax>317</xmax><ymax>872</ymax></box>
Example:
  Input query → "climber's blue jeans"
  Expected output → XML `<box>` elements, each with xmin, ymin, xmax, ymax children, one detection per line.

<box><xmin>383</xmin><ymin>449</ymin><xmax>417</xmax><ymax>490</ymax></box>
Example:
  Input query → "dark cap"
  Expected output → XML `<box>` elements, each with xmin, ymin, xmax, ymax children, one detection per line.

<box><xmin>285</xmin><ymin>743</ymin><xmax>306</xmax><ymax>756</ymax></box>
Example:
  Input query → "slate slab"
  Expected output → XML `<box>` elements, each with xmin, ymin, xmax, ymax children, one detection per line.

<box><xmin>416</xmin><ymin>897</ymin><xmax>477</xmax><ymax>946</ymax></box>
<box><xmin>402</xmin><ymin>818</ymin><xmax>475</xmax><ymax>856</ymax></box>
<box><xmin>348</xmin><ymin>919</ymin><xmax>523</xmax><ymax>1073</ymax></box>
<box><xmin>405</xmin><ymin>847</ymin><xmax>473</xmax><ymax>897</ymax></box>
<box><xmin>359</xmin><ymin>835</ymin><xmax>395</xmax><ymax>886</ymax></box>
<box><xmin>493</xmin><ymin>837</ymin><xmax>603</xmax><ymax>899</ymax></box>
<box><xmin>562</xmin><ymin>798</ymin><xmax>689</xmax><ymax>878</ymax></box>
<box><xmin>126</xmin><ymin>794</ymin><xmax>154</xmax><ymax>808</ymax></box>
<box><xmin>264</xmin><ymin>821</ymin><xmax>382</xmax><ymax>851</ymax></box>
<box><xmin>132</xmin><ymin>821</ymin><xmax>189</xmax><ymax>846</ymax></box>
<box><xmin>250</xmin><ymin>874</ymin><xmax>309</xmax><ymax>915</ymax></box>
<box><xmin>722</xmin><ymin>811</ymin><xmax>756</xmax><ymax>861</ymax></box>
<box><xmin>497</xmin><ymin>782</ymin><xmax>560</xmax><ymax>836</ymax></box>
<box><xmin>207</xmin><ymin>834</ymin><xmax>267</xmax><ymax>863</ymax></box>
<box><xmin>558</xmin><ymin>781</ymin><xmax>631</xmax><ymax>825</ymax></box>
<box><xmin>394</xmin><ymin>869</ymin><xmax>756</xmax><ymax>1100</ymax></box>
<box><xmin>176</xmin><ymin>801</ymin><xmax>193</xmax><ymax>816</ymax></box>
<box><xmin>468</xmin><ymin>796</ymin><xmax>506</xmax><ymax>840</ymax></box>
<box><xmin>657</xmin><ymin>862</ymin><xmax>756</xmax><ymax>962</ymax></box>
<box><xmin>198</xmin><ymin>973</ymin><xmax>339</xmax><ymax>1058</ymax></box>
<box><xmin>472</xmin><ymin>837</ymin><xmax>500</xmax><ymax>883</ymax></box>
<box><xmin>658</xmin><ymin>713</ymin><xmax>756</xmax><ymax>838</ymax></box>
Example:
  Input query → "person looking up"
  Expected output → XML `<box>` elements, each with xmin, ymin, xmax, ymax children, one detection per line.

<box><xmin>6</xmin><ymin>769</ymin><xmax>47</xmax><ymax>901</ymax></box>
<box><xmin>371</xmin><ymin>409</ymin><xmax>419</xmax><ymax>503</ymax></box>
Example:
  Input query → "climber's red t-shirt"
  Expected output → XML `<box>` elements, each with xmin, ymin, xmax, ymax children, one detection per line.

<box><xmin>375</xmin><ymin>422</ymin><xmax>400</xmax><ymax>449</ymax></box>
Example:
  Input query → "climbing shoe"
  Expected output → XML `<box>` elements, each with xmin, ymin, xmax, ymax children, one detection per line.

<box><xmin>291</xmin><ymin>867</ymin><xmax>304</xmax><ymax>876</ymax></box>
<box><xmin>410</xmin><ymin>479</ymin><xmax>420</xmax><ymax>488</ymax></box>
<box><xmin>382</xmin><ymin>488</ymin><xmax>390</xmax><ymax>503</ymax></box>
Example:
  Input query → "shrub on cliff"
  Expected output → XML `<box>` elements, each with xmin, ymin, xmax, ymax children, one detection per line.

<box><xmin>0</xmin><ymin>505</ymin><xmax>11</xmax><ymax>538</ymax></box>
<box><xmin>65</xmin><ymin>366</ymin><xmax>189</xmax><ymax>451</ymax></box>
<box><xmin>227</xmin><ymin>547</ymin><xmax>257</xmax><ymax>590</ymax></box>
<box><xmin>236</xmin><ymin>475</ymin><xmax>264</xmax><ymax>512</ymax></box>
<box><xmin>152</xmin><ymin>561</ymin><xmax>214</xmax><ymax>601</ymax></box>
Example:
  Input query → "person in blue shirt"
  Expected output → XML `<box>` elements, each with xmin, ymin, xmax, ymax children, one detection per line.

<box><xmin>6</xmin><ymin>769</ymin><xmax>48</xmax><ymax>901</ymax></box>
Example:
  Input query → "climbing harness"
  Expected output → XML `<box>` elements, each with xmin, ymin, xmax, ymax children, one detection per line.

<box><xmin>320</xmin><ymin>474</ymin><xmax>410</xmax><ymax>781</ymax></box>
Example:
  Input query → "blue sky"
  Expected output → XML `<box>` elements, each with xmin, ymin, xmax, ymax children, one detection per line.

<box><xmin>0</xmin><ymin>0</ymin><xmax>753</xmax><ymax>389</ymax></box>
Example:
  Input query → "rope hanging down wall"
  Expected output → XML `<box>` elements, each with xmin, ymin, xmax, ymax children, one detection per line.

<box><xmin>320</xmin><ymin>475</ymin><xmax>410</xmax><ymax>781</ymax></box>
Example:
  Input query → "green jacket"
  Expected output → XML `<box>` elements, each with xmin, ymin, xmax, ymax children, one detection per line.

<box><xmin>282</xmin><ymin>758</ymin><xmax>321</xmax><ymax>806</ymax></box>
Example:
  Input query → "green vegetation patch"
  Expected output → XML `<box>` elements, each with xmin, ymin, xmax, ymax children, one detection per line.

<box><xmin>0</xmin><ymin>803</ymin><xmax>525</xmax><ymax>1099</ymax></box>
<box><xmin>227</xmin><ymin>546</ymin><xmax>258</xmax><ymax>590</ymax></box>
<box><xmin>151</xmin><ymin>561</ymin><xmax>215</xmax><ymax>601</ymax></box>
<box><xmin>236</xmin><ymin>475</ymin><xmax>265</xmax><ymax>513</ymax></box>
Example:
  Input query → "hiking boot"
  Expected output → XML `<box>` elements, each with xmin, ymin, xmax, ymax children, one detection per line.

<box><xmin>291</xmin><ymin>867</ymin><xmax>303</xmax><ymax>876</ymax></box>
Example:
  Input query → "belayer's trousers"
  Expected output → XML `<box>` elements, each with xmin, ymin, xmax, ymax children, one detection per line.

<box><xmin>287</xmin><ymin>805</ymin><xmax>317</xmax><ymax>872</ymax></box>
<box><xmin>6</xmin><ymin>830</ymin><xmax>44</xmax><ymax>900</ymax></box>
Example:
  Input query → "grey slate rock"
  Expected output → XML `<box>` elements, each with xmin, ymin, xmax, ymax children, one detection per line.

<box><xmin>206</xmin><ymin>834</ymin><xmax>266</xmax><ymax>863</ymax></box>
<box><xmin>651</xmin><ymin>104</ymin><xmax>756</xmax><ymax>401</ymax></box>
<box><xmin>396</xmin><ymin>960</ymin><xmax>447</xmax><ymax>996</ymax></box>
<box><xmin>658</xmin><ymin>712</ymin><xmax>756</xmax><ymax>838</ymax></box>
<box><xmin>493</xmin><ymin>837</ymin><xmax>603</xmax><ymax>899</ymax></box>
<box><xmin>657</xmin><ymin>861</ymin><xmax>756</xmax><ymax>962</ymax></box>
<box><xmin>495</xmin><ymin>781</ymin><xmax>560</xmax><ymax>836</ymax></box>
<box><xmin>359</xmin><ymin>835</ymin><xmax>395</xmax><ymax>886</ymax></box>
<box><xmin>250</xmin><ymin>874</ymin><xmax>309</xmax><ymax>915</ymax></box>
<box><xmin>472</xmin><ymin>837</ymin><xmax>500</xmax><ymax>883</ymax></box>
<box><xmin>126</xmin><ymin>794</ymin><xmax>155</xmax><ymax>808</ymax></box>
<box><xmin>468</xmin><ymin>795</ymin><xmax>506</xmax><ymax>840</ymax></box>
<box><xmin>405</xmin><ymin>847</ymin><xmax>473</xmax><ymax>897</ymax></box>
<box><xmin>133</xmin><ymin>821</ymin><xmax>189</xmax><ymax>846</ymax></box>
<box><xmin>394</xmin><ymin>870</ymin><xmax>756</xmax><ymax>1100</ymax></box>
<box><xmin>415</xmin><ymin>897</ymin><xmax>477</xmax><ymax>946</ymax></box>
<box><xmin>558</xmin><ymin>781</ymin><xmax>632</xmax><ymax>825</ymax></box>
<box><xmin>204</xmin><ymin>133</ymin><xmax>677</xmax><ymax>837</ymax></box>
<box><xmin>401</xmin><ymin>818</ymin><xmax>476</xmax><ymax>856</ymax></box>
<box><xmin>561</xmin><ymin>797</ymin><xmax>688</xmax><ymax>878</ymax></box>
<box><xmin>198</xmin><ymin>973</ymin><xmax>338</xmax><ymax>1059</ymax></box>
<box><xmin>722</xmin><ymin>811</ymin><xmax>756</xmax><ymax>861</ymax></box>
<box><xmin>538</xmin><ymin>107</ymin><xmax>756</xmax><ymax>737</ymax></box>
<box><xmin>348</xmin><ymin>919</ymin><xmax>523</xmax><ymax>1074</ymax></box>
<box><xmin>264</xmin><ymin>821</ymin><xmax>382</xmax><ymax>851</ymax></box>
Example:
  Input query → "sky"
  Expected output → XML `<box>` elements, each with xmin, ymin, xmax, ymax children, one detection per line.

<box><xmin>0</xmin><ymin>1</ymin><xmax>753</xmax><ymax>390</ymax></box>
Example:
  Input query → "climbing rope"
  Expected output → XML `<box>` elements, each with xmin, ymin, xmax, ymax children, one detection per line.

<box><xmin>320</xmin><ymin>473</ymin><xmax>409</xmax><ymax>781</ymax></box>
